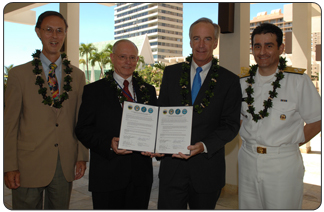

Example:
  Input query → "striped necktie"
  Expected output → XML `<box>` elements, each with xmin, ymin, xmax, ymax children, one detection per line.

<box><xmin>48</xmin><ymin>63</ymin><xmax>59</xmax><ymax>100</ymax></box>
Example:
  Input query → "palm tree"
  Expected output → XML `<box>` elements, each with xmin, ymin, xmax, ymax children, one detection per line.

<box><xmin>103</xmin><ymin>44</ymin><xmax>114</xmax><ymax>70</ymax></box>
<box><xmin>103</xmin><ymin>43</ymin><xmax>113</xmax><ymax>55</ymax></box>
<box><xmin>79</xmin><ymin>43</ymin><xmax>97</xmax><ymax>83</ymax></box>
<box><xmin>136</xmin><ymin>55</ymin><xmax>146</xmax><ymax>71</ymax></box>
<box><xmin>4</xmin><ymin>64</ymin><xmax>14</xmax><ymax>85</ymax></box>
<box><xmin>79</xmin><ymin>59</ymin><xmax>86</xmax><ymax>71</ymax></box>
<box><xmin>4</xmin><ymin>64</ymin><xmax>14</xmax><ymax>103</ymax></box>
<box><xmin>91</xmin><ymin>50</ymin><xmax>111</xmax><ymax>79</ymax></box>
<box><xmin>153</xmin><ymin>62</ymin><xmax>166</xmax><ymax>71</ymax></box>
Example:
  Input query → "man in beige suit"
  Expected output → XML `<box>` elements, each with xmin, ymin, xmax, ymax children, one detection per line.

<box><xmin>4</xmin><ymin>11</ymin><xmax>89</xmax><ymax>209</ymax></box>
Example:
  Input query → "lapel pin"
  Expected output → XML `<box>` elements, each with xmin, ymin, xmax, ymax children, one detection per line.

<box><xmin>280</xmin><ymin>114</ymin><xmax>286</xmax><ymax>120</ymax></box>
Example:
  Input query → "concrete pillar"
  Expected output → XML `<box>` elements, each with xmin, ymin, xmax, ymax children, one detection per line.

<box><xmin>218</xmin><ymin>3</ymin><xmax>250</xmax><ymax>193</ymax></box>
<box><xmin>292</xmin><ymin>3</ymin><xmax>312</xmax><ymax>76</ymax></box>
<box><xmin>292</xmin><ymin>3</ymin><xmax>312</xmax><ymax>153</ymax></box>
<box><xmin>60</xmin><ymin>3</ymin><xmax>80</xmax><ymax>68</ymax></box>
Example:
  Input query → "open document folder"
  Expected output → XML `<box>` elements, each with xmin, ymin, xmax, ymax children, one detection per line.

<box><xmin>118</xmin><ymin>101</ymin><xmax>193</xmax><ymax>155</ymax></box>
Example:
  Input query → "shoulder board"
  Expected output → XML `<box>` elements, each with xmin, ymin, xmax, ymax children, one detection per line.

<box><xmin>284</xmin><ymin>67</ymin><xmax>306</xmax><ymax>75</ymax></box>
<box><xmin>239</xmin><ymin>67</ymin><xmax>250</xmax><ymax>78</ymax></box>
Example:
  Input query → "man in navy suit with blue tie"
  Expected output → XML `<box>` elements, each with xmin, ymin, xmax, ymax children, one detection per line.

<box><xmin>156</xmin><ymin>17</ymin><xmax>242</xmax><ymax>209</ymax></box>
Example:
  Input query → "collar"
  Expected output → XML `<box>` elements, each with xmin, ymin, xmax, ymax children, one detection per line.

<box><xmin>113</xmin><ymin>71</ymin><xmax>133</xmax><ymax>87</ymax></box>
<box><xmin>191</xmin><ymin>60</ymin><xmax>212</xmax><ymax>73</ymax></box>
<box><xmin>40</xmin><ymin>52</ymin><xmax>62</xmax><ymax>71</ymax></box>
<box><xmin>256</xmin><ymin>67</ymin><xmax>279</xmax><ymax>85</ymax></box>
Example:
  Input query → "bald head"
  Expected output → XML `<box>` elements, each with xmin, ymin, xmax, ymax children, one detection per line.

<box><xmin>112</xmin><ymin>39</ymin><xmax>138</xmax><ymax>55</ymax></box>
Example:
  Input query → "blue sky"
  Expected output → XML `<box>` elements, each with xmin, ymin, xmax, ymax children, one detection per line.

<box><xmin>3</xmin><ymin>2</ymin><xmax>290</xmax><ymax>68</ymax></box>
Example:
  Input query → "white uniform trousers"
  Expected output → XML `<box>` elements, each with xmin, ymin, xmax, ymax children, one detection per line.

<box><xmin>238</xmin><ymin>141</ymin><xmax>305</xmax><ymax>209</ymax></box>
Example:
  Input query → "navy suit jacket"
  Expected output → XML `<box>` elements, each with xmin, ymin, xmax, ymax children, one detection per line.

<box><xmin>75</xmin><ymin>77</ymin><xmax>157</xmax><ymax>192</ymax></box>
<box><xmin>158</xmin><ymin>62</ymin><xmax>242</xmax><ymax>192</ymax></box>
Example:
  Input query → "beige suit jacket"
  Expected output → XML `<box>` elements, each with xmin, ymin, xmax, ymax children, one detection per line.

<box><xmin>4</xmin><ymin>60</ymin><xmax>89</xmax><ymax>188</ymax></box>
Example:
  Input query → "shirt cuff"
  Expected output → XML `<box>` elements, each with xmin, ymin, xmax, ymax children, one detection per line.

<box><xmin>200</xmin><ymin>142</ymin><xmax>207</xmax><ymax>153</ymax></box>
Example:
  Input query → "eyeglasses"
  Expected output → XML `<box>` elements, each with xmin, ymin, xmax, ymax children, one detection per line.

<box><xmin>42</xmin><ymin>27</ymin><xmax>66</xmax><ymax>36</ymax></box>
<box><xmin>116</xmin><ymin>54</ymin><xmax>138</xmax><ymax>62</ymax></box>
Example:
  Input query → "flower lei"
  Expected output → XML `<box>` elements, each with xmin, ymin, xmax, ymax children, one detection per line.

<box><xmin>104</xmin><ymin>69</ymin><xmax>150</xmax><ymax>104</ymax></box>
<box><xmin>245</xmin><ymin>57</ymin><xmax>287</xmax><ymax>122</ymax></box>
<box><xmin>32</xmin><ymin>49</ymin><xmax>73</xmax><ymax>108</ymax></box>
<box><xmin>180</xmin><ymin>54</ymin><xmax>219</xmax><ymax>114</ymax></box>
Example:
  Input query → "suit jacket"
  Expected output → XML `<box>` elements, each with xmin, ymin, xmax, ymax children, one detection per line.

<box><xmin>75</xmin><ymin>77</ymin><xmax>157</xmax><ymax>192</ymax></box>
<box><xmin>158</xmin><ymin>62</ymin><xmax>242</xmax><ymax>193</ymax></box>
<box><xmin>4</xmin><ymin>61</ymin><xmax>89</xmax><ymax>188</ymax></box>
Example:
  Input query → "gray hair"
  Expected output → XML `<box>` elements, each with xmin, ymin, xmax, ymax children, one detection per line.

<box><xmin>189</xmin><ymin>17</ymin><xmax>220</xmax><ymax>41</ymax></box>
<box><xmin>112</xmin><ymin>39</ymin><xmax>138</xmax><ymax>54</ymax></box>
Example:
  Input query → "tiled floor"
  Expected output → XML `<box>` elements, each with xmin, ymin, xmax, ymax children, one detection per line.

<box><xmin>3</xmin><ymin>135</ymin><xmax>321</xmax><ymax>210</ymax></box>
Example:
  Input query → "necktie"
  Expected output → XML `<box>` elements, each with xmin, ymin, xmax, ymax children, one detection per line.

<box><xmin>191</xmin><ymin>67</ymin><xmax>202</xmax><ymax>104</ymax></box>
<box><xmin>48</xmin><ymin>63</ymin><xmax>59</xmax><ymax>100</ymax></box>
<box><xmin>123</xmin><ymin>80</ymin><xmax>133</xmax><ymax>102</ymax></box>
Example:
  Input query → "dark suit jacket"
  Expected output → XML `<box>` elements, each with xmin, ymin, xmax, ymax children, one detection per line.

<box><xmin>158</xmin><ymin>62</ymin><xmax>242</xmax><ymax>193</ymax></box>
<box><xmin>75</xmin><ymin>77</ymin><xmax>157</xmax><ymax>192</ymax></box>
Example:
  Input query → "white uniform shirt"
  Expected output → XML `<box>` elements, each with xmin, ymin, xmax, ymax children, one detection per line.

<box><xmin>240</xmin><ymin>68</ymin><xmax>321</xmax><ymax>147</ymax></box>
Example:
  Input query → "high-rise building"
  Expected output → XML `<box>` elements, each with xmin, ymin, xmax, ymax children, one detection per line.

<box><xmin>114</xmin><ymin>3</ymin><xmax>183</xmax><ymax>63</ymax></box>
<box><xmin>249</xmin><ymin>4</ymin><xmax>321</xmax><ymax>77</ymax></box>
<box><xmin>249</xmin><ymin>6</ymin><xmax>292</xmax><ymax>53</ymax></box>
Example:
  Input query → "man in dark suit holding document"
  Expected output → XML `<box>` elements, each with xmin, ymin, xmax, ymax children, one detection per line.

<box><xmin>75</xmin><ymin>39</ymin><xmax>157</xmax><ymax>209</ymax></box>
<box><xmin>155</xmin><ymin>17</ymin><xmax>242</xmax><ymax>209</ymax></box>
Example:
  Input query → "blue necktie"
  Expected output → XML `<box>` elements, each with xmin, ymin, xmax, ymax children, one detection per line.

<box><xmin>191</xmin><ymin>67</ymin><xmax>202</xmax><ymax>104</ymax></box>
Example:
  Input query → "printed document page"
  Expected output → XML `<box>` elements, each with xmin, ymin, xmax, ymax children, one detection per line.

<box><xmin>118</xmin><ymin>101</ymin><xmax>159</xmax><ymax>152</ymax></box>
<box><xmin>155</xmin><ymin>107</ymin><xmax>192</xmax><ymax>155</ymax></box>
<box><xmin>118</xmin><ymin>102</ymin><xmax>193</xmax><ymax>154</ymax></box>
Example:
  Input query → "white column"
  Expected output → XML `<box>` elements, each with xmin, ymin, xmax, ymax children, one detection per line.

<box><xmin>60</xmin><ymin>3</ymin><xmax>80</xmax><ymax>68</ymax></box>
<box><xmin>91</xmin><ymin>66</ymin><xmax>95</xmax><ymax>82</ymax></box>
<box><xmin>292</xmin><ymin>3</ymin><xmax>312</xmax><ymax>153</ymax></box>
<box><xmin>218</xmin><ymin>3</ymin><xmax>250</xmax><ymax>192</ymax></box>
<box><xmin>292</xmin><ymin>3</ymin><xmax>312</xmax><ymax>76</ymax></box>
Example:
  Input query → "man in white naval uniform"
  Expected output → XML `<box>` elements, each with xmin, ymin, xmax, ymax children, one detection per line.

<box><xmin>239</xmin><ymin>23</ymin><xmax>321</xmax><ymax>209</ymax></box>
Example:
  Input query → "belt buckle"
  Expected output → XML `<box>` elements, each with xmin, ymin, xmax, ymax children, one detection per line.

<box><xmin>257</xmin><ymin>146</ymin><xmax>267</xmax><ymax>154</ymax></box>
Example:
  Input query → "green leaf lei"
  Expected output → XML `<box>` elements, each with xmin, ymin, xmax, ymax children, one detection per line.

<box><xmin>180</xmin><ymin>54</ymin><xmax>219</xmax><ymax>114</ymax></box>
<box><xmin>245</xmin><ymin>56</ymin><xmax>287</xmax><ymax>122</ymax></box>
<box><xmin>104</xmin><ymin>69</ymin><xmax>150</xmax><ymax>104</ymax></box>
<box><xmin>32</xmin><ymin>49</ymin><xmax>73</xmax><ymax>108</ymax></box>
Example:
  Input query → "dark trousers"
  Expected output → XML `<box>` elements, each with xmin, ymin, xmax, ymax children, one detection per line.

<box><xmin>92</xmin><ymin>182</ymin><xmax>152</xmax><ymax>209</ymax></box>
<box><xmin>12</xmin><ymin>153</ymin><xmax>72</xmax><ymax>209</ymax></box>
<box><xmin>158</xmin><ymin>161</ymin><xmax>221</xmax><ymax>209</ymax></box>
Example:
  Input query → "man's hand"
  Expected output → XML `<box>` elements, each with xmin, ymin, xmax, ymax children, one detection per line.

<box><xmin>150</xmin><ymin>153</ymin><xmax>165</xmax><ymax>158</ymax></box>
<box><xmin>172</xmin><ymin>142</ymin><xmax>204</xmax><ymax>160</ymax></box>
<box><xmin>141</xmin><ymin>152</ymin><xmax>153</xmax><ymax>157</ymax></box>
<box><xmin>75</xmin><ymin>161</ymin><xmax>87</xmax><ymax>180</ymax></box>
<box><xmin>111</xmin><ymin>137</ymin><xmax>132</xmax><ymax>155</ymax></box>
<box><xmin>301</xmin><ymin>120</ymin><xmax>321</xmax><ymax>146</ymax></box>
<box><xmin>140</xmin><ymin>152</ymin><xmax>166</xmax><ymax>158</ymax></box>
<box><xmin>4</xmin><ymin>170</ymin><xmax>21</xmax><ymax>189</ymax></box>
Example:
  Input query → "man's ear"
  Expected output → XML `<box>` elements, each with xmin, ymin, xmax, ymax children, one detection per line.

<box><xmin>110</xmin><ymin>53</ymin><xmax>115</xmax><ymax>62</ymax></box>
<box><xmin>279</xmin><ymin>43</ymin><xmax>285</xmax><ymax>55</ymax></box>
<box><xmin>35</xmin><ymin>28</ymin><xmax>41</xmax><ymax>40</ymax></box>
<box><xmin>213</xmin><ymin>40</ymin><xmax>218</xmax><ymax>50</ymax></box>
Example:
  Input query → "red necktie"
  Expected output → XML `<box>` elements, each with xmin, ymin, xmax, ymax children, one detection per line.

<box><xmin>123</xmin><ymin>80</ymin><xmax>133</xmax><ymax>102</ymax></box>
